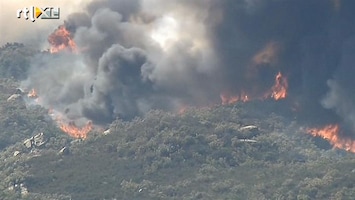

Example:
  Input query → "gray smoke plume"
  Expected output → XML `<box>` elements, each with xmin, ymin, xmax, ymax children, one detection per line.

<box><xmin>22</xmin><ymin>0</ymin><xmax>355</xmax><ymax>131</ymax></box>
<box><xmin>322</xmin><ymin>37</ymin><xmax>355</xmax><ymax>135</ymax></box>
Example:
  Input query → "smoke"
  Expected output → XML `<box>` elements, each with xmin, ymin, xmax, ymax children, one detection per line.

<box><xmin>322</xmin><ymin>37</ymin><xmax>355</xmax><ymax>135</ymax></box>
<box><xmin>20</xmin><ymin>0</ymin><xmax>355</xmax><ymax>133</ymax></box>
<box><xmin>81</xmin><ymin>44</ymin><xmax>151</xmax><ymax>123</ymax></box>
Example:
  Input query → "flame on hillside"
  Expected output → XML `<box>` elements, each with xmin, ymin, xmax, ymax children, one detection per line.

<box><xmin>27</xmin><ymin>88</ymin><xmax>38</xmax><ymax>98</ymax></box>
<box><xmin>307</xmin><ymin>124</ymin><xmax>355</xmax><ymax>153</ymax></box>
<box><xmin>48</xmin><ymin>25</ymin><xmax>77</xmax><ymax>53</ymax></box>
<box><xmin>26</xmin><ymin>88</ymin><xmax>41</xmax><ymax>104</ymax></box>
<box><xmin>264</xmin><ymin>72</ymin><xmax>288</xmax><ymax>100</ymax></box>
<box><xmin>20</xmin><ymin>25</ymin><xmax>91</xmax><ymax>138</ymax></box>
<box><xmin>220</xmin><ymin>72</ymin><xmax>287</xmax><ymax>105</ymax></box>
<box><xmin>34</xmin><ymin>103</ymin><xmax>93</xmax><ymax>139</ymax></box>
<box><xmin>220</xmin><ymin>91</ymin><xmax>249</xmax><ymax>105</ymax></box>
<box><xmin>48</xmin><ymin>109</ymin><xmax>93</xmax><ymax>139</ymax></box>
<box><xmin>58</xmin><ymin>121</ymin><xmax>93</xmax><ymax>139</ymax></box>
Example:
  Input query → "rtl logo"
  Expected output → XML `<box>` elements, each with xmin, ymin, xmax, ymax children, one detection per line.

<box><xmin>17</xmin><ymin>6</ymin><xmax>60</xmax><ymax>22</ymax></box>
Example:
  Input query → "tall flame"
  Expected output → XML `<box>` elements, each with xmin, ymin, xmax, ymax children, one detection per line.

<box><xmin>220</xmin><ymin>72</ymin><xmax>287</xmax><ymax>105</ymax></box>
<box><xmin>48</xmin><ymin>25</ymin><xmax>77</xmax><ymax>53</ymax></box>
<box><xmin>307</xmin><ymin>124</ymin><xmax>355</xmax><ymax>153</ymax></box>
<box><xmin>265</xmin><ymin>72</ymin><xmax>288</xmax><ymax>100</ymax></box>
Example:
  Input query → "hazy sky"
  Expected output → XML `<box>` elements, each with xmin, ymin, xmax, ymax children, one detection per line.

<box><xmin>0</xmin><ymin>0</ymin><xmax>85</xmax><ymax>47</ymax></box>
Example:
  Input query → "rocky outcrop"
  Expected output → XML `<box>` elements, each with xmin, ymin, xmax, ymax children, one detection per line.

<box><xmin>58</xmin><ymin>146</ymin><xmax>69</xmax><ymax>155</ymax></box>
<box><xmin>238</xmin><ymin>125</ymin><xmax>260</xmax><ymax>139</ymax></box>
<box><xmin>103</xmin><ymin>129</ymin><xmax>111</xmax><ymax>135</ymax></box>
<box><xmin>7</xmin><ymin>94</ymin><xmax>21</xmax><ymax>102</ymax></box>
<box><xmin>13</xmin><ymin>151</ymin><xmax>20</xmax><ymax>157</ymax></box>
<box><xmin>23</xmin><ymin>138</ymin><xmax>33</xmax><ymax>149</ymax></box>
<box><xmin>239</xmin><ymin>125</ymin><xmax>258</xmax><ymax>131</ymax></box>
<box><xmin>8</xmin><ymin>183</ymin><xmax>28</xmax><ymax>197</ymax></box>
<box><xmin>33</xmin><ymin>132</ymin><xmax>45</xmax><ymax>147</ymax></box>
<box><xmin>23</xmin><ymin>132</ymin><xmax>46</xmax><ymax>149</ymax></box>
<box><xmin>15</xmin><ymin>88</ymin><xmax>25</xmax><ymax>95</ymax></box>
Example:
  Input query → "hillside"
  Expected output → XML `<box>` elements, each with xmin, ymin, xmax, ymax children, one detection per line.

<box><xmin>1</xmin><ymin>43</ymin><xmax>355</xmax><ymax>200</ymax></box>
<box><xmin>0</xmin><ymin>86</ymin><xmax>355</xmax><ymax>199</ymax></box>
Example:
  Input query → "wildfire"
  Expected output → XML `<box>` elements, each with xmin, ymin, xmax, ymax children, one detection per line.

<box><xmin>59</xmin><ymin>121</ymin><xmax>93</xmax><ymax>139</ymax></box>
<box><xmin>220</xmin><ymin>91</ymin><xmax>249</xmax><ymax>105</ymax></box>
<box><xmin>307</xmin><ymin>124</ymin><xmax>355</xmax><ymax>153</ymax></box>
<box><xmin>219</xmin><ymin>72</ymin><xmax>287</xmax><ymax>105</ymax></box>
<box><xmin>43</xmin><ymin>25</ymin><xmax>93</xmax><ymax>138</ymax></box>
<box><xmin>49</xmin><ymin>108</ymin><xmax>92</xmax><ymax>139</ymax></box>
<box><xmin>27</xmin><ymin>88</ymin><xmax>38</xmax><ymax>98</ymax></box>
<box><xmin>265</xmin><ymin>72</ymin><xmax>288</xmax><ymax>100</ymax></box>
<box><xmin>48</xmin><ymin>25</ymin><xmax>77</xmax><ymax>53</ymax></box>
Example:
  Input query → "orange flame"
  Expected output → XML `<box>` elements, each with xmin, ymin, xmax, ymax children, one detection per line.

<box><xmin>27</xmin><ymin>88</ymin><xmax>38</xmax><ymax>98</ymax></box>
<box><xmin>220</xmin><ymin>91</ymin><xmax>249</xmax><ymax>105</ymax></box>
<box><xmin>26</xmin><ymin>91</ymin><xmax>92</xmax><ymax>139</ymax></box>
<box><xmin>59</xmin><ymin>121</ymin><xmax>93</xmax><ymax>139</ymax></box>
<box><xmin>48</xmin><ymin>25</ymin><xmax>77</xmax><ymax>53</ymax></box>
<box><xmin>49</xmin><ymin>109</ymin><xmax>92</xmax><ymax>139</ymax></box>
<box><xmin>265</xmin><ymin>72</ymin><xmax>288</xmax><ymax>100</ymax></box>
<box><xmin>219</xmin><ymin>72</ymin><xmax>287</xmax><ymax>105</ymax></box>
<box><xmin>307</xmin><ymin>124</ymin><xmax>355</xmax><ymax>153</ymax></box>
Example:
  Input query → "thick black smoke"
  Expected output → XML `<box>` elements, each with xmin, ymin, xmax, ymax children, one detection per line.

<box><xmin>23</xmin><ymin>0</ymin><xmax>355</xmax><ymax>133</ymax></box>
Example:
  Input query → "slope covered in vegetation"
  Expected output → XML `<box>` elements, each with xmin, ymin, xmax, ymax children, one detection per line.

<box><xmin>22</xmin><ymin>105</ymin><xmax>355</xmax><ymax>200</ymax></box>
<box><xmin>0</xmin><ymin>43</ymin><xmax>355</xmax><ymax>200</ymax></box>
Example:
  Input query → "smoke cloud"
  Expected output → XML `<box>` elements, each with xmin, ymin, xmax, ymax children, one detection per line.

<box><xmin>322</xmin><ymin>37</ymin><xmax>355</xmax><ymax>135</ymax></box>
<box><xmin>19</xmin><ymin>0</ymin><xmax>355</xmax><ymax>134</ymax></box>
